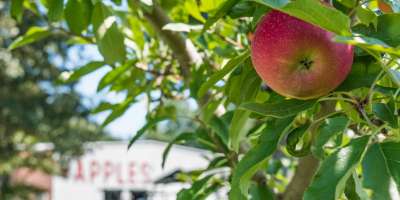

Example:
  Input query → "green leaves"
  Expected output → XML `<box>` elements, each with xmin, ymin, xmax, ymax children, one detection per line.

<box><xmin>48</xmin><ymin>0</ymin><xmax>64</xmax><ymax>22</ymax></box>
<box><xmin>337</xmin><ymin>61</ymin><xmax>380</xmax><ymax>91</ymax></box>
<box><xmin>198</xmin><ymin>50</ymin><xmax>250</xmax><ymax>98</ymax></box>
<box><xmin>230</xmin><ymin>117</ymin><xmax>294</xmax><ymax>200</ymax></box>
<box><xmin>363</xmin><ymin>142</ymin><xmax>400</xmax><ymax>200</ymax></box>
<box><xmin>8</xmin><ymin>26</ymin><xmax>51</xmax><ymax>50</ymax></box>
<box><xmin>92</xmin><ymin>2</ymin><xmax>126</xmax><ymax>64</ymax></box>
<box><xmin>177</xmin><ymin>175</ymin><xmax>221</xmax><ymax>200</ymax></box>
<box><xmin>64</xmin><ymin>61</ymin><xmax>105</xmax><ymax>83</ymax></box>
<box><xmin>372</xmin><ymin>103</ymin><xmax>398</xmax><ymax>128</ymax></box>
<box><xmin>162</xmin><ymin>132</ymin><xmax>195</xmax><ymax>168</ymax></box>
<box><xmin>65</xmin><ymin>0</ymin><xmax>92</xmax><ymax>34</ymax></box>
<box><xmin>312</xmin><ymin>116</ymin><xmax>349</xmax><ymax>159</ymax></box>
<box><xmin>229</xmin><ymin>109</ymin><xmax>251</xmax><ymax>152</ymax></box>
<box><xmin>304</xmin><ymin>135</ymin><xmax>371</xmax><ymax>200</ymax></box>
<box><xmin>11</xmin><ymin>0</ymin><xmax>24</xmax><ymax>22</ymax></box>
<box><xmin>97</xmin><ymin>61</ymin><xmax>131</xmax><ymax>91</ymax></box>
<box><xmin>335</xmin><ymin>34</ymin><xmax>400</xmax><ymax>56</ymax></box>
<box><xmin>128</xmin><ymin>117</ymin><xmax>168</xmax><ymax>150</ymax></box>
<box><xmin>203</xmin><ymin>0</ymin><xmax>240</xmax><ymax>31</ymax></box>
<box><xmin>240</xmin><ymin>99</ymin><xmax>316</xmax><ymax>118</ymax></box>
<box><xmin>286</xmin><ymin>123</ymin><xmax>311</xmax><ymax>157</ymax></box>
<box><xmin>253</xmin><ymin>0</ymin><xmax>351</xmax><ymax>35</ymax></box>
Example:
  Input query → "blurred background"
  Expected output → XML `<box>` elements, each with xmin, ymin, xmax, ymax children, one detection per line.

<box><xmin>0</xmin><ymin>0</ymin><xmax>222</xmax><ymax>199</ymax></box>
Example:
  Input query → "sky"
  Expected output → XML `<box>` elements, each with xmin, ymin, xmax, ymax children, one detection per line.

<box><xmin>66</xmin><ymin>45</ymin><xmax>147</xmax><ymax>140</ymax></box>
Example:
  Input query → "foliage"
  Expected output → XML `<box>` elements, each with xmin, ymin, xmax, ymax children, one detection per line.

<box><xmin>0</xmin><ymin>2</ymin><xmax>110</xmax><ymax>198</ymax></box>
<box><xmin>8</xmin><ymin>0</ymin><xmax>400</xmax><ymax>199</ymax></box>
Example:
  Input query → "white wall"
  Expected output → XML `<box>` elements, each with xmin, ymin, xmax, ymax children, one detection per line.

<box><xmin>52</xmin><ymin>140</ymin><xmax>211</xmax><ymax>200</ymax></box>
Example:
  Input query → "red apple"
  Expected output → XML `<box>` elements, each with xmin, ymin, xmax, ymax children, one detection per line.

<box><xmin>251</xmin><ymin>10</ymin><xmax>354</xmax><ymax>100</ymax></box>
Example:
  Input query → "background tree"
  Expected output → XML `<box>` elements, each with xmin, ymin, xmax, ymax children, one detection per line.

<box><xmin>7</xmin><ymin>0</ymin><xmax>400</xmax><ymax>199</ymax></box>
<box><xmin>0</xmin><ymin>1</ymin><xmax>111</xmax><ymax>198</ymax></box>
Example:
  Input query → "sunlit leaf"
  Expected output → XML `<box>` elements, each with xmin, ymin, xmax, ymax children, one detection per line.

<box><xmin>203</xmin><ymin>0</ymin><xmax>240</xmax><ymax>31</ymax></box>
<box><xmin>198</xmin><ymin>50</ymin><xmax>250</xmax><ymax>98</ymax></box>
<box><xmin>64</xmin><ymin>61</ymin><xmax>105</xmax><ymax>83</ymax></box>
<box><xmin>92</xmin><ymin>2</ymin><xmax>126</xmax><ymax>64</ymax></box>
<box><xmin>363</xmin><ymin>142</ymin><xmax>400</xmax><ymax>200</ymax></box>
<box><xmin>8</xmin><ymin>26</ymin><xmax>51</xmax><ymax>50</ymax></box>
<box><xmin>252</xmin><ymin>0</ymin><xmax>351</xmax><ymax>35</ymax></box>
<box><xmin>304</xmin><ymin>135</ymin><xmax>371</xmax><ymax>200</ymax></box>
<box><xmin>312</xmin><ymin>116</ymin><xmax>349</xmax><ymax>159</ymax></box>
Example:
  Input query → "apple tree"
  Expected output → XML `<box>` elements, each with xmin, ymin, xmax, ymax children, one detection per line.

<box><xmin>8</xmin><ymin>0</ymin><xmax>400</xmax><ymax>199</ymax></box>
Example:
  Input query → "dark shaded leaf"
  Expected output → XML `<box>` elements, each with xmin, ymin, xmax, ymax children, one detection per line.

<box><xmin>162</xmin><ymin>133</ymin><xmax>195</xmax><ymax>168</ymax></box>
<box><xmin>65</xmin><ymin>0</ymin><xmax>92</xmax><ymax>34</ymax></box>
<box><xmin>128</xmin><ymin>117</ymin><xmax>168</xmax><ymax>150</ymax></box>
<box><xmin>240</xmin><ymin>99</ymin><xmax>316</xmax><ymax>118</ymax></box>
<box><xmin>230</xmin><ymin>117</ymin><xmax>294</xmax><ymax>200</ymax></box>
<box><xmin>48</xmin><ymin>0</ymin><xmax>64</xmax><ymax>22</ymax></box>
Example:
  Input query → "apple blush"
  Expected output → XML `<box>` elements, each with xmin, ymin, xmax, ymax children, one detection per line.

<box><xmin>251</xmin><ymin>10</ymin><xmax>353</xmax><ymax>100</ymax></box>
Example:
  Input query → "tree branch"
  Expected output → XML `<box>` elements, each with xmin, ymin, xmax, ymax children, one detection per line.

<box><xmin>282</xmin><ymin>101</ymin><xmax>336</xmax><ymax>200</ymax></box>
<box><xmin>141</xmin><ymin>4</ymin><xmax>202</xmax><ymax>78</ymax></box>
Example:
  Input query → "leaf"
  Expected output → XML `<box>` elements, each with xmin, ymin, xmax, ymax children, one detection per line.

<box><xmin>336</xmin><ymin>62</ymin><xmax>380</xmax><ymax>91</ymax></box>
<box><xmin>229</xmin><ymin>109</ymin><xmax>251</xmax><ymax>152</ymax></box>
<box><xmin>127</xmin><ymin>117</ymin><xmax>168</xmax><ymax>149</ymax></box>
<box><xmin>64</xmin><ymin>61</ymin><xmax>105</xmax><ymax>83</ymax></box>
<box><xmin>177</xmin><ymin>175</ymin><xmax>217</xmax><ymax>200</ymax></box>
<box><xmin>209</xmin><ymin>115</ymin><xmax>229</xmax><ymax>147</ymax></box>
<box><xmin>286</xmin><ymin>123</ymin><xmax>311</xmax><ymax>157</ymax></box>
<box><xmin>388</xmin><ymin>69</ymin><xmax>400</xmax><ymax>87</ymax></box>
<box><xmin>97</xmin><ymin>62</ymin><xmax>131</xmax><ymax>91</ymax></box>
<box><xmin>344</xmin><ymin>172</ymin><xmax>369</xmax><ymax>200</ymax></box>
<box><xmin>380</xmin><ymin>142</ymin><xmax>400</xmax><ymax>190</ymax></box>
<box><xmin>197</xmin><ymin>50</ymin><xmax>250</xmax><ymax>98</ymax></box>
<box><xmin>202</xmin><ymin>0</ymin><xmax>240</xmax><ymax>32</ymax></box>
<box><xmin>249</xmin><ymin>182</ymin><xmax>275</xmax><ymax>200</ymax></box>
<box><xmin>252</xmin><ymin>0</ymin><xmax>351</xmax><ymax>35</ymax></box>
<box><xmin>312</xmin><ymin>116</ymin><xmax>350</xmax><ymax>159</ymax></box>
<box><xmin>162</xmin><ymin>23</ymin><xmax>203</xmax><ymax>32</ymax></box>
<box><xmin>11</xmin><ymin>0</ymin><xmax>24</xmax><ymax>22</ymax></box>
<box><xmin>230</xmin><ymin>117</ymin><xmax>294</xmax><ymax>200</ymax></box>
<box><xmin>48</xmin><ymin>0</ymin><xmax>64</xmax><ymax>22</ymax></box>
<box><xmin>65</xmin><ymin>0</ymin><xmax>92</xmax><ymax>34</ymax></box>
<box><xmin>91</xmin><ymin>101</ymin><xmax>114</xmax><ymax>114</ymax></box>
<box><xmin>226</xmin><ymin>62</ymin><xmax>261</xmax><ymax>105</ymax></box>
<box><xmin>372</xmin><ymin>103</ymin><xmax>398</xmax><ymax>128</ymax></box>
<box><xmin>101</xmin><ymin>97</ymin><xmax>134</xmax><ymax>127</ymax></box>
<box><xmin>240</xmin><ymin>99</ymin><xmax>316</xmax><ymax>118</ymax></box>
<box><xmin>362</xmin><ymin>143</ymin><xmax>400</xmax><ymax>200</ymax></box>
<box><xmin>304</xmin><ymin>135</ymin><xmax>371</xmax><ymax>200</ymax></box>
<box><xmin>355</xmin><ymin>6</ymin><xmax>377</xmax><ymax>27</ymax></box>
<box><xmin>375</xmin><ymin>14</ymin><xmax>400</xmax><ymax>47</ymax></box>
<box><xmin>8</xmin><ymin>27</ymin><xmax>51</xmax><ymax>50</ymax></box>
<box><xmin>162</xmin><ymin>133</ymin><xmax>195</xmax><ymax>168</ymax></box>
<box><xmin>184</xmin><ymin>0</ymin><xmax>205</xmax><ymax>23</ymax></box>
<box><xmin>92</xmin><ymin>2</ymin><xmax>126</xmax><ymax>64</ymax></box>
<box><xmin>334</xmin><ymin>34</ymin><xmax>400</xmax><ymax>56</ymax></box>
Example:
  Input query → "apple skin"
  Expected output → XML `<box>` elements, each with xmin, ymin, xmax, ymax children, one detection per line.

<box><xmin>378</xmin><ymin>0</ymin><xmax>393</xmax><ymax>13</ymax></box>
<box><xmin>251</xmin><ymin>10</ymin><xmax>354</xmax><ymax>100</ymax></box>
